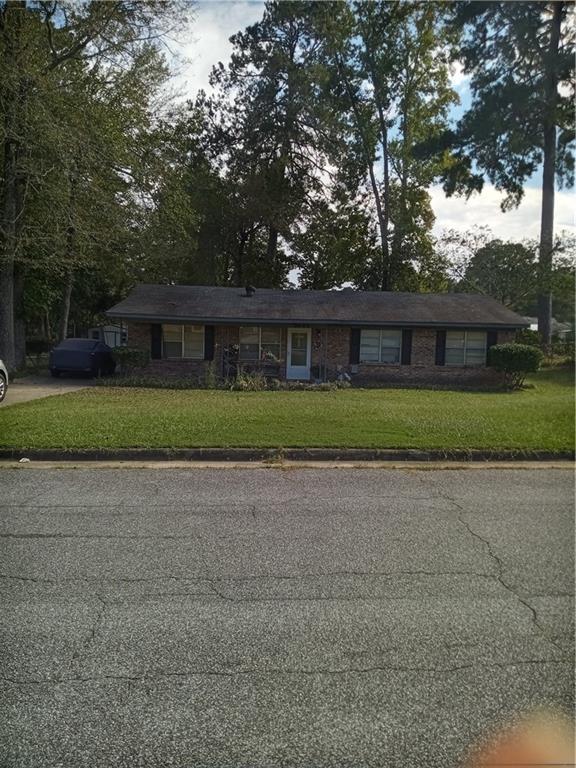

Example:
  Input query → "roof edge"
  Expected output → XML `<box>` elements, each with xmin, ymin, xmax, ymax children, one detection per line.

<box><xmin>106</xmin><ymin>311</ymin><xmax>528</xmax><ymax>329</ymax></box>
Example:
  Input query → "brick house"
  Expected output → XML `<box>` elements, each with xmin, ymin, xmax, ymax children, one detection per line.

<box><xmin>106</xmin><ymin>284</ymin><xmax>527</xmax><ymax>387</ymax></box>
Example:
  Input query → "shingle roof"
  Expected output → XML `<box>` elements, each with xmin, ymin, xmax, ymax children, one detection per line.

<box><xmin>106</xmin><ymin>284</ymin><xmax>528</xmax><ymax>329</ymax></box>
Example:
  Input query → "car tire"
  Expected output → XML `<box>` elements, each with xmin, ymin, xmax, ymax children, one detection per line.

<box><xmin>51</xmin><ymin>370</ymin><xmax>61</xmax><ymax>378</ymax></box>
<box><xmin>0</xmin><ymin>373</ymin><xmax>6</xmax><ymax>402</ymax></box>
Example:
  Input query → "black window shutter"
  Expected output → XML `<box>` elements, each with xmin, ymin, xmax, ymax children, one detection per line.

<box><xmin>486</xmin><ymin>330</ymin><xmax>498</xmax><ymax>364</ymax></box>
<box><xmin>435</xmin><ymin>330</ymin><xmax>446</xmax><ymax>366</ymax></box>
<box><xmin>204</xmin><ymin>325</ymin><xmax>215</xmax><ymax>361</ymax></box>
<box><xmin>150</xmin><ymin>324</ymin><xmax>162</xmax><ymax>360</ymax></box>
<box><xmin>350</xmin><ymin>328</ymin><xmax>361</xmax><ymax>364</ymax></box>
<box><xmin>401</xmin><ymin>329</ymin><xmax>412</xmax><ymax>365</ymax></box>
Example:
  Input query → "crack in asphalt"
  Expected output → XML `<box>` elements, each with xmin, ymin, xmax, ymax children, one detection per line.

<box><xmin>409</xmin><ymin>473</ymin><xmax>571</xmax><ymax>657</ymax></box>
<box><xmin>70</xmin><ymin>594</ymin><xmax>108</xmax><ymax>666</ymax></box>
<box><xmin>456</xmin><ymin>516</ymin><xmax>568</xmax><ymax>656</ymax></box>
<box><xmin>0</xmin><ymin>493</ymin><xmax>437</xmax><ymax>511</ymax></box>
<box><xmin>0</xmin><ymin>658</ymin><xmax>570</xmax><ymax>687</ymax></box>
<box><xmin>0</xmin><ymin>568</ymin><xmax>499</xmax><ymax>586</ymax></box>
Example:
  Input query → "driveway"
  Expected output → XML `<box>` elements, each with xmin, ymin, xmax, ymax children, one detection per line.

<box><xmin>0</xmin><ymin>467</ymin><xmax>573</xmax><ymax>767</ymax></box>
<box><xmin>0</xmin><ymin>374</ymin><xmax>95</xmax><ymax>407</ymax></box>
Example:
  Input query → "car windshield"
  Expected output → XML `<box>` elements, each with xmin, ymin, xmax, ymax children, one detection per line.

<box><xmin>58</xmin><ymin>339</ymin><xmax>98</xmax><ymax>350</ymax></box>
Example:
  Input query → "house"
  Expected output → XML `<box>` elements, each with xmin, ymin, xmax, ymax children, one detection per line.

<box><xmin>523</xmin><ymin>316</ymin><xmax>573</xmax><ymax>341</ymax></box>
<box><xmin>106</xmin><ymin>284</ymin><xmax>528</xmax><ymax>387</ymax></box>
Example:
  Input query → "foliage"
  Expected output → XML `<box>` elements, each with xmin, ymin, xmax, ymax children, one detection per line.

<box><xmin>433</xmin><ymin>1</ymin><xmax>575</xmax><ymax>345</ymax></box>
<box><xmin>442</xmin><ymin>2</ymin><xmax>575</xmax><ymax>206</ymax></box>
<box><xmin>204</xmin><ymin>361</ymin><xmax>218</xmax><ymax>390</ymax></box>
<box><xmin>2</xmin><ymin>0</ymin><xmax>573</xmax><ymax>374</ymax></box>
<box><xmin>437</xmin><ymin>228</ymin><xmax>576</xmax><ymax>325</ymax></box>
<box><xmin>112</xmin><ymin>347</ymin><xmax>151</xmax><ymax>373</ymax></box>
<box><xmin>461</xmin><ymin>241</ymin><xmax>537</xmax><ymax>307</ymax></box>
<box><xmin>1</xmin><ymin>368</ymin><xmax>572</xmax><ymax>451</ymax></box>
<box><xmin>550</xmin><ymin>338</ymin><xmax>575</xmax><ymax>363</ymax></box>
<box><xmin>97</xmin><ymin>370</ymin><xmax>354</xmax><ymax>392</ymax></box>
<box><xmin>0</xmin><ymin>0</ymin><xmax>194</xmax><ymax>369</ymax></box>
<box><xmin>515</xmin><ymin>329</ymin><xmax>541</xmax><ymax>348</ymax></box>
<box><xmin>96</xmin><ymin>375</ymin><xmax>205</xmax><ymax>390</ymax></box>
<box><xmin>293</xmin><ymin>199</ymin><xmax>378</xmax><ymax>289</ymax></box>
<box><xmin>317</xmin><ymin>1</ymin><xmax>458</xmax><ymax>290</ymax></box>
<box><xmin>229</xmin><ymin>371</ymin><xmax>269</xmax><ymax>391</ymax></box>
<box><xmin>488</xmin><ymin>343</ymin><xmax>544</xmax><ymax>389</ymax></box>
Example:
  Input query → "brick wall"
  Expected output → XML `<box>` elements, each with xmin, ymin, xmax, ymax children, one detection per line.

<box><xmin>126</xmin><ymin>322</ymin><xmax>150</xmax><ymax>352</ymax></box>
<box><xmin>320</xmin><ymin>326</ymin><xmax>508</xmax><ymax>389</ymax></box>
<box><xmin>124</xmin><ymin>321</ymin><xmax>513</xmax><ymax>389</ymax></box>
<box><xmin>125</xmin><ymin>321</ymin><xmax>210</xmax><ymax>380</ymax></box>
<box><xmin>497</xmin><ymin>330</ymin><xmax>516</xmax><ymax>344</ymax></box>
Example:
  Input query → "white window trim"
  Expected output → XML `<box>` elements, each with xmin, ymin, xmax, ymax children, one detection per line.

<box><xmin>162</xmin><ymin>324</ymin><xmax>204</xmax><ymax>360</ymax></box>
<box><xmin>445</xmin><ymin>331</ymin><xmax>487</xmax><ymax>367</ymax></box>
<box><xmin>239</xmin><ymin>327</ymin><xmax>283</xmax><ymax>362</ymax></box>
<box><xmin>359</xmin><ymin>328</ymin><xmax>402</xmax><ymax>364</ymax></box>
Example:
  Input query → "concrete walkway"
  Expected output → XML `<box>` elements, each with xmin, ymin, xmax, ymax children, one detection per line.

<box><xmin>0</xmin><ymin>374</ymin><xmax>94</xmax><ymax>407</ymax></box>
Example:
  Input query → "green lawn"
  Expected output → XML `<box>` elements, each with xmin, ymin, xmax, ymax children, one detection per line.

<box><xmin>0</xmin><ymin>368</ymin><xmax>573</xmax><ymax>451</ymax></box>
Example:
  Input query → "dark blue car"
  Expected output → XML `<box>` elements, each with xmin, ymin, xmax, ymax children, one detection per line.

<box><xmin>49</xmin><ymin>339</ymin><xmax>116</xmax><ymax>378</ymax></box>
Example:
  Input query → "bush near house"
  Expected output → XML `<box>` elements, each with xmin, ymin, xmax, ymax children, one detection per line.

<box><xmin>515</xmin><ymin>329</ymin><xmax>541</xmax><ymax>347</ymax></box>
<box><xmin>488</xmin><ymin>343</ymin><xmax>544</xmax><ymax>389</ymax></box>
<box><xmin>112</xmin><ymin>346</ymin><xmax>150</xmax><ymax>374</ymax></box>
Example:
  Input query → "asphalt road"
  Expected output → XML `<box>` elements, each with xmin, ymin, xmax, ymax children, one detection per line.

<box><xmin>0</xmin><ymin>467</ymin><xmax>573</xmax><ymax>768</ymax></box>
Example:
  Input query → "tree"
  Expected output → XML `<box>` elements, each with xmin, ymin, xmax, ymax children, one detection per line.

<box><xmin>461</xmin><ymin>241</ymin><xmax>537</xmax><ymax>308</ymax></box>
<box><xmin>439</xmin><ymin>2</ymin><xmax>575</xmax><ymax>347</ymax></box>
<box><xmin>0</xmin><ymin>0</ymin><xmax>193</xmax><ymax>369</ymax></box>
<box><xmin>436</xmin><ymin>228</ymin><xmax>576</xmax><ymax>329</ymax></box>
<box><xmin>292</xmin><ymin>196</ymin><xmax>378</xmax><ymax>289</ymax></box>
<box><xmin>207</xmin><ymin>1</ymin><xmax>341</xmax><ymax>287</ymax></box>
<box><xmin>319</xmin><ymin>1</ymin><xmax>458</xmax><ymax>290</ymax></box>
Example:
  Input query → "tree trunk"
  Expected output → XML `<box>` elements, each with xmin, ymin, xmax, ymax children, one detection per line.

<box><xmin>337</xmin><ymin>55</ymin><xmax>388</xmax><ymax>290</ymax></box>
<box><xmin>58</xmin><ymin>171</ymin><xmax>77</xmax><ymax>342</ymax></box>
<box><xmin>234</xmin><ymin>228</ymin><xmax>248</xmax><ymax>286</ymax></box>
<box><xmin>368</xmin><ymin>47</ymin><xmax>391</xmax><ymax>291</ymax></box>
<box><xmin>59</xmin><ymin>271</ymin><xmax>74</xmax><ymax>342</ymax></box>
<box><xmin>0</xmin><ymin>1</ymin><xmax>26</xmax><ymax>371</ymax></box>
<box><xmin>537</xmin><ymin>1</ymin><xmax>562</xmax><ymax>350</ymax></box>
<box><xmin>13</xmin><ymin>263</ymin><xmax>26</xmax><ymax>367</ymax></box>
<box><xmin>266</xmin><ymin>225</ymin><xmax>278</xmax><ymax>273</ymax></box>
<box><xmin>375</xmin><ymin>100</ymin><xmax>390</xmax><ymax>291</ymax></box>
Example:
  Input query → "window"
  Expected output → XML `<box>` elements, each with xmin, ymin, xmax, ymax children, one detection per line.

<box><xmin>162</xmin><ymin>325</ymin><xmax>204</xmax><ymax>359</ymax></box>
<box><xmin>239</xmin><ymin>327</ymin><xmax>282</xmax><ymax>362</ymax></box>
<box><xmin>445</xmin><ymin>331</ymin><xmax>486</xmax><ymax>366</ymax></box>
<box><xmin>360</xmin><ymin>329</ymin><xmax>402</xmax><ymax>364</ymax></box>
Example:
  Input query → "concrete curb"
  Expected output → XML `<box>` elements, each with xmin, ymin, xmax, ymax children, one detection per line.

<box><xmin>0</xmin><ymin>447</ymin><xmax>573</xmax><ymax>463</ymax></box>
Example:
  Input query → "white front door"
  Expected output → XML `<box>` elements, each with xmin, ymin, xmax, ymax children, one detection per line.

<box><xmin>287</xmin><ymin>328</ymin><xmax>311</xmax><ymax>380</ymax></box>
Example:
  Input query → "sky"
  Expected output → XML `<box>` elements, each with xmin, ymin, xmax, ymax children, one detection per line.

<box><xmin>171</xmin><ymin>0</ymin><xmax>575</xmax><ymax>242</ymax></box>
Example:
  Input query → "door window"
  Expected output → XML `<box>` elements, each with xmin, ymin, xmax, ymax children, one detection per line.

<box><xmin>290</xmin><ymin>332</ymin><xmax>308</xmax><ymax>367</ymax></box>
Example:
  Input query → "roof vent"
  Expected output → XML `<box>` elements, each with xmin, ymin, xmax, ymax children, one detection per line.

<box><xmin>245</xmin><ymin>285</ymin><xmax>256</xmax><ymax>297</ymax></box>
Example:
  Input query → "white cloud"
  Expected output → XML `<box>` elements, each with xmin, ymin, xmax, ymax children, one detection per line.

<box><xmin>171</xmin><ymin>1</ymin><xmax>265</xmax><ymax>99</ymax></box>
<box><xmin>450</xmin><ymin>60</ymin><xmax>467</xmax><ymax>88</ymax></box>
<box><xmin>430</xmin><ymin>183</ymin><xmax>575</xmax><ymax>240</ymax></box>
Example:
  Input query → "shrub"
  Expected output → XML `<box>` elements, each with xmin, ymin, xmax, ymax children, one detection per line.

<box><xmin>229</xmin><ymin>371</ymin><xmax>268</xmax><ymax>391</ymax></box>
<box><xmin>551</xmin><ymin>337</ymin><xmax>575</xmax><ymax>360</ymax></box>
<box><xmin>112</xmin><ymin>346</ymin><xmax>150</xmax><ymax>373</ymax></box>
<box><xmin>27</xmin><ymin>338</ymin><xmax>53</xmax><ymax>355</ymax></box>
<box><xmin>96</xmin><ymin>371</ymin><xmax>353</xmax><ymax>392</ymax></box>
<box><xmin>96</xmin><ymin>375</ymin><xmax>202</xmax><ymax>390</ymax></box>
<box><xmin>488</xmin><ymin>343</ymin><xmax>544</xmax><ymax>389</ymax></box>
<box><xmin>515</xmin><ymin>328</ymin><xmax>541</xmax><ymax>347</ymax></box>
<box><xmin>204</xmin><ymin>361</ymin><xmax>219</xmax><ymax>389</ymax></box>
